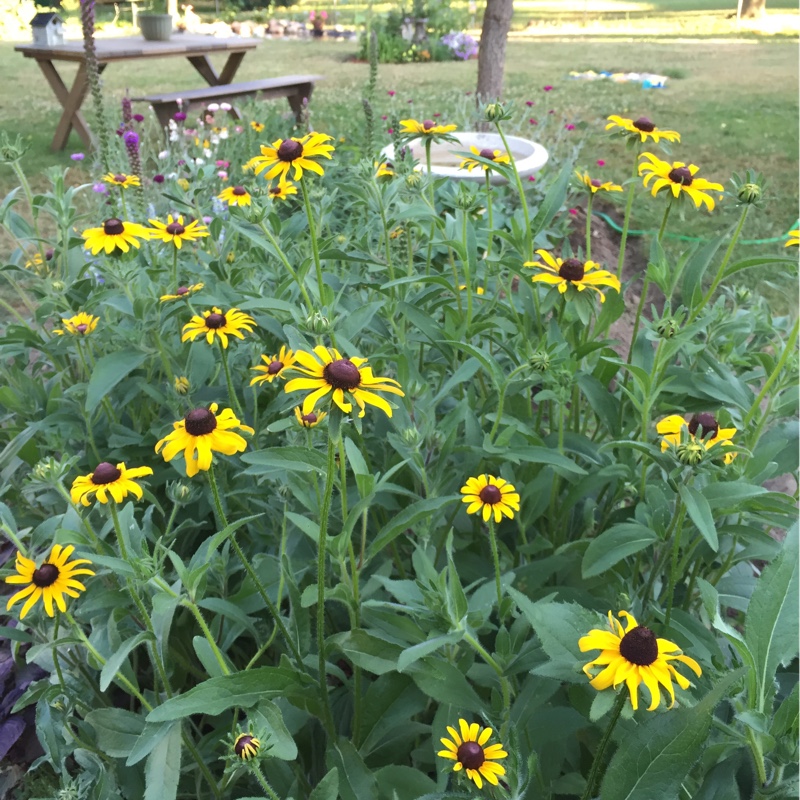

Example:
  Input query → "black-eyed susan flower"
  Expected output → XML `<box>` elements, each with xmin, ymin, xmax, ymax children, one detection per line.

<box><xmin>268</xmin><ymin>182</ymin><xmax>297</xmax><ymax>201</ymax></box>
<box><xmin>234</xmin><ymin>733</ymin><xmax>261</xmax><ymax>761</ymax></box>
<box><xmin>460</xmin><ymin>474</ymin><xmax>520</xmax><ymax>523</ymax></box>
<box><xmin>605</xmin><ymin>114</ymin><xmax>680</xmax><ymax>144</ymax></box>
<box><xmin>181</xmin><ymin>307</ymin><xmax>256</xmax><ymax>348</ymax></box>
<box><xmin>218</xmin><ymin>185</ymin><xmax>252</xmax><ymax>206</ymax></box>
<box><xmin>250</xmin><ymin>346</ymin><xmax>297</xmax><ymax>386</ymax></box>
<box><xmin>160</xmin><ymin>282</ymin><xmax>204</xmax><ymax>302</ymax></box>
<box><xmin>294</xmin><ymin>406</ymin><xmax>326</xmax><ymax>428</ymax></box>
<box><xmin>437</xmin><ymin>719</ymin><xmax>507</xmax><ymax>789</ymax></box>
<box><xmin>103</xmin><ymin>172</ymin><xmax>141</xmax><ymax>189</ymax></box>
<box><xmin>580</xmin><ymin>610</ymin><xmax>702</xmax><ymax>711</ymax></box>
<box><xmin>70</xmin><ymin>462</ymin><xmax>154</xmax><ymax>506</ymax></box>
<box><xmin>639</xmin><ymin>154</ymin><xmax>724</xmax><ymax>211</ymax></box>
<box><xmin>5</xmin><ymin>545</ymin><xmax>94</xmax><ymax>619</ymax></box>
<box><xmin>576</xmin><ymin>170</ymin><xmax>623</xmax><ymax>194</ymax></box>
<box><xmin>399</xmin><ymin>118</ymin><xmax>458</xmax><ymax>136</ymax></box>
<box><xmin>375</xmin><ymin>161</ymin><xmax>394</xmax><ymax>179</ymax></box>
<box><xmin>54</xmin><ymin>311</ymin><xmax>99</xmax><ymax>336</ymax></box>
<box><xmin>174</xmin><ymin>376</ymin><xmax>190</xmax><ymax>394</ymax></box>
<box><xmin>82</xmin><ymin>218</ymin><xmax>151</xmax><ymax>255</ymax></box>
<box><xmin>245</xmin><ymin>132</ymin><xmax>335</xmax><ymax>182</ymax></box>
<box><xmin>284</xmin><ymin>347</ymin><xmax>405</xmax><ymax>418</ymax></box>
<box><xmin>148</xmin><ymin>214</ymin><xmax>209</xmax><ymax>249</ymax></box>
<box><xmin>526</xmin><ymin>251</ymin><xmax>621</xmax><ymax>302</ymax></box>
<box><xmin>250</xmin><ymin>121</ymin><xmax>265</xmax><ymax>133</ymax></box>
<box><xmin>786</xmin><ymin>229</ymin><xmax>799</xmax><ymax>248</ymax></box>
<box><xmin>155</xmin><ymin>403</ymin><xmax>254</xmax><ymax>478</ymax></box>
<box><xmin>459</xmin><ymin>146</ymin><xmax>511</xmax><ymax>172</ymax></box>
<box><xmin>657</xmin><ymin>413</ymin><xmax>737</xmax><ymax>464</ymax></box>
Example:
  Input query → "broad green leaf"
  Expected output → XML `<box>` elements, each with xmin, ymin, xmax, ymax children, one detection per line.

<box><xmin>368</xmin><ymin>495</ymin><xmax>460</xmax><ymax>559</ymax></box>
<box><xmin>241</xmin><ymin>446</ymin><xmax>328</xmax><ymax>475</ymax></box>
<box><xmin>408</xmin><ymin>659</ymin><xmax>486</xmax><ymax>712</ymax></box>
<box><xmin>126</xmin><ymin>721</ymin><xmax>174</xmax><ymax>766</ymax></box>
<box><xmin>771</xmin><ymin>682</ymin><xmax>799</xmax><ymax>737</ymax></box>
<box><xmin>359</xmin><ymin>674</ymin><xmax>427</xmax><ymax>757</ymax></box>
<box><xmin>375</xmin><ymin>766</ymin><xmax>437</xmax><ymax>800</ymax></box>
<box><xmin>397</xmin><ymin>630</ymin><xmax>464</xmax><ymax>673</ymax></box>
<box><xmin>745</xmin><ymin>523</ymin><xmax>799</xmax><ymax>712</ymax></box>
<box><xmin>601</xmin><ymin>669</ymin><xmax>746</xmax><ymax>800</ymax></box>
<box><xmin>330</xmin><ymin>629</ymin><xmax>404</xmax><ymax>675</ymax></box>
<box><xmin>679</xmin><ymin>485</ymin><xmax>718</xmax><ymax>551</ymax></box>
<box><xmin>251</xmin><ymin>700</ymin><xmax>298</xmax><ymax>760</ymax></box>
<box><xmin>85</xmin><ymin>350</ymin><xmax>147</xmax><ymax>414</ymax></box>
<box><xmin>327</xmin><ymin>739</ymin><xmax>378</xmax><ymax>800</ymax></box>
<box><xmin>144</xmin><ymin>721</ymin><xmax>181</xmax><ymax>800</ymax></box>
<box><xmin>681</xmin><ymin>234</ymin><xmax>726</xmax><ymax>308</ymax></box>
<box><xmin>85</xmin><ymin>708</ymin><xmax>146</xmax><ymax>758</ymax></box>
<box><xmin>100</xmin><ymin>631</ymin><xmax>154</xmax><ymax>691</ymax></box>
<box><xmin>722</xmin><ymin>255</ymin><xmax>796</xmax><ymax>280</ymax></box>
<box><xmin>309</xmin><ymin>768</ymin><xmax>339</xmax><ymax>800</ymax></box>
<box><xmin>582</xmin><ymin>523</ymin><xmax>658</xmax><ymax>578</ymax></box>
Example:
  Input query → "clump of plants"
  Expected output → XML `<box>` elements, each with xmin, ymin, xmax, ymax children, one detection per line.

<box><xmin>0</xmin><ymin>84</ymin><xmax>797</xmax><ymax>800</ymax></box>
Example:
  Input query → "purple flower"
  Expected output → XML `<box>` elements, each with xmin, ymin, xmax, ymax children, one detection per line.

<box><xmin>174</xmin><ymin>112</ymin><xmax>187</xmax><ymax>122</ymax></box>
<box><xmin>153</xmin><ymin>174</ymin><xmax>165</xmax><ymax>183</ymax></box>
<box><xmin>529</xmin><ymin>118</ymin><xmax>538</xmax><ymax>125</ymax></box>
<box><xmin>123</xmin><ymin>131</ymin><xmax>139</xmax><ymax>149</ymax></box>
<box><xmin>528</xmin><ymin>175</ymin><xmax>536</xmax><ymax>182</ymax></box>
<box><xmin>115</xmin><ymin>127</ymin><xmax>125</xmax><ymax>137</ymax></box>
<box><xmin>71</xmin><ymin>152</ymin><xmax>85</xmax><ymax>161</ymax></box>
<box><xmin>202</xmin><ymin>216</ymin><xmax>213</xmax><ymax>224</ymax></box>
<box><xmin>381</xmin><ymin>115</ymin><xmax>387</xmax><ymax>120</ymax></box>
<box><xmin>177</xmin><ymin>159</ymin><xmax>186</xmax><ymax>166</ymax></box>
<box><xmin>92</xmin><ymin>182</ymin><xmax>108</xmax><ymax>194</ymax></box>
<box><xmin>543</xmin><ymin>85</ymin><xmax>554</xmax><ymax>91</ymax></box>
<box><xmin>596</xmin><ymin>159</ymin><xmax>606</xmax><ymax>167</ymax></box>
<box><xmin>133</xmin><ymin>113</ymin><xmax>145</xmax><ymax>122</ymax></box>
<box><xmin>387</xmin><ymin>128</ymin><xmax>394</xmax><ymax>134</ymax></box>
<box><xmin>387</xmin><ymin>90</ymin><xmax>396</xmax><ymax>97</ymax></box>
<box><xmin>526</xmin><ymin>100</ymin><xmax>534</xmax><ymax>107</ymax></box>
<box><xmin>565</xmin><ymin>123</ymin><xmax>575</xmax><ymax>131</ymax></box>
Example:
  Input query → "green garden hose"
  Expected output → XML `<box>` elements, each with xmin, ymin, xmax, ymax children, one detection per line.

<box><xmin>591</xmin><ymin>210</ymin><xmax>799</xmax><ymax>246</ymax></box>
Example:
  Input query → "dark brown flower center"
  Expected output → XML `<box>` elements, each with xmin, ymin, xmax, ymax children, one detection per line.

<box><xmin>234</xmin><ymin>734</ymin><xmax>257</xmax><ymax>759</ymax></box>
<box><xmin>32</xmin><ymin>563</ymin><xmax>59</xmax><ymax>588</ymax></box>
<box><xmin>479</xmin><ymin>484</ymin><xmax>502</xmax><ymax>504</ymax></box>
<box><xmin>76</xmin><ymin>324</ymin><xmax>88</xmax><ymax>333</ymax></box>
<box><xmin>166</xmin><ymin>221</ymin><xmax>186</xmax><ymax>235</ymax></box>
<box><xmin>668</xmin><ymin>167</ymin><xmax>693</xmax><ymax>186</ymax></box>
<box><xmin>232</xmin><ymin>185</ymin><xmax>247</xmax><ymax>196</ymax></box>
<box><xmin>688</xmin><ymin>413</ymin><xmax>719</xmax><ymax>440</ymax></box>
<box><xmin>92</xmin><ymin>462</ymin><xmax>121</xmax><ymax>485</ymax></box>
<box><xmin>267</xmin><ymin>360</ymin><xmax>284</xmax><ymax>374</ymax></box>
<box><xmin>422</xmin><ymin>119</ymin><xmax>435</xmax><ymax>131</ymax></box>
<box><xmin>184</xmin><ymin>408</ymin><xmax>218</xmax><ymax>436</ymax></box>
<box><xmin>479</xmin><ymin>148</ymin><xmax>496</xmax><ymax>161</ymax></box>
<box><xmin>619</xmin><ymin>625</ymin><xmax>658</xmax><ymax>666</ymax></box>
<box><xmin>633</xmin><ymin>116</ymin><xmax>655</xmax><ymax>132</ymax></box>
<box><xmin>205</xmin><ymin>312</ymin><xmax>226</xmax><ymax>329</ymax></box>
<box><xmin>176</xmin><ymin>286</ymin><xmax>189</xmax><ymax>295</ymax></box>
<box><xmin>323</xmin><ymin>359</ymin><xmax>362</xmax><ymax>390</ymax></box>
<box><xmin>302</xmin><ymin>412</ymin><xmax>318</xmax><ymax>425</ymax></box>
<box><xmin>103</xmin><ymin>218</ymin><xmax>125</xmax><ymax>235</ymax></box>
<box><xmin>277</xmin><ymin>139</ymin><xmax>303</xmax><ymax>161</ymax></box>
<box><xmin>113</xmin><ymin>174</ymin><xmax>127</xmax><ymax>183</ymax></box>
<box><xmin>269</xmin><ymin>186</ymin><xmax>282</xmax><ymax>196</ymax></box>
<box><xmin>456</xmin><ymin>741</ymin><xmax>485</xmax><ymax>770</ymax></box>
<box><xmin>590</xmin><ymin>178</ymin><xmax>603</xmax><ymax>188</ymax></box>
<box><xmin>559</xmin><ymin>258</ymin><xmax>585</xmax><ymax>282</ymax></box>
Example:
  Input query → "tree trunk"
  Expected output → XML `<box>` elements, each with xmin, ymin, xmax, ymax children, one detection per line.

<box><xmin>476</xmin><ymin>0</ymin><xmax>514</xmax><ymax>103</ymax></box>
<box><xmin>738</xmin><ymin>0</ymin><xmax>766</xmax><ymax>17</ymax></box>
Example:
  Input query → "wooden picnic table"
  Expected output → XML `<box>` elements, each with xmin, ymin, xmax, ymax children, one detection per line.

<box><xmin>15</xmin><ymin>35</ymin><xmax>260</xmax><ymax>151</ymax></box>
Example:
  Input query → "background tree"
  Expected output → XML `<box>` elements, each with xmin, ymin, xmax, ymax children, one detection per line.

<box><xmin>737</xmin><ymin>0</ymin><xmax>766</xmax><ymax>18</ymax></box>
<box><xmin>476</xmin><ymin>0</ymin><xmax>514</xmax><ymax>101</ymax></box>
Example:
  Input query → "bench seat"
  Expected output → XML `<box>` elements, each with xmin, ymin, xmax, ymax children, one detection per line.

<box><xmin>137</xmin><ymin>74</ymin><xmax>322</xmax><ymax>130</ymax></box>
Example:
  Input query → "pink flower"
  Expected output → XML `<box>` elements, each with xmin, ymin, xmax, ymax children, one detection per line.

<box><xmin>218</xmin><ymin>170</ymin><xmax>228</xmax><ymax>180</ymax></box>
<box><xmin>235</xmin><ymin>126</ymin><xmax>244</xmax><ymax>133</ymax></box>
<box><xmin>526</xmin><ymin>100</ymin><xmax>534</xmax><ymax>107</ymax></box>
<box><xmin>387</xmin><ymin>128</ymin><xmax>394</xmax><ymax>134</ymax></box>
<box><xmin>216</xmin><ymin>160</ymin><xmax>230</xmax><ymax>168</ymax></box>
<box><xmin>407</xmin><ymin>99</ymin><xmax>413</xmax><ymax>104</ymax></box>
<box><xmin>528</xmin><ymin>175</ymin><xmax>536</xmax><ymax>182</ymax></box>
<box><xmin>596</xmin><ymin>159</ymin><xmax>605</xmax><ymax>167</ymax></box>
<box><xmin>203</xmin><ymin>216</ymin><xmax>213</xmax><ymax>224</ymax></box>
<box><xmin>70</xmin><ymin>152</ymin><xmax>85</xmax><ymax>161</ymax></box>
<box><xmin>174</xmin><ymin>112</ymin><xmax>187</xmax><ymax>122</ymax></box>
<box><xmin>133</xmin><ymin>113</ymin><xmax>144</xmax><ymax>122</ymax></box>
<box><xmin>543</xmin><ymin>85</ymin><xmax>554</xmax><ymax>91</ymax></box>
<box><xmin>433</xmin><ymin>112</ymin><xmax>441</xmax><ymax>117</ymax></box>
<box><xmin>465</xmin><ymin>91</ymin><xmax>472</xmax><ymax>96</ymax></box>
<box><xmin>565</xmin><ymin>123</ymin><xmax>575</xmax><ymax>131</ymax></box>
<box><xmin>381</xmin><ymin>115</ymin><xmax>387</xmax><ymax>120</ymax></box>
<box><xmin>153</xmin><ymin>174</ymin><xmax>165</xmax><ymax>183</ymax></box>
<box><xmin>529</xmin><ymin>118</ymin><xmax>538</xmax><ymax>125</ymax></box>
<box><xmin>548</xmin><ymin>110</ymin><xmax>555</xmax><ymax>115</ymax></box>
<box><xmin>569</xmin><ymin>208</ymin><xmax>578</xmax><ymax>215</ymax></box>
<box><xmin>387</xmin><ymin>91</ymin><xmax>396</xmax><ymax>97</ymax></box>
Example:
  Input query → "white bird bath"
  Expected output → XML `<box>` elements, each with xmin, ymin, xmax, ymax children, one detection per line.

<box><xmin>381</xmin><ymin>132</ymin><xmax>548</xmax><ymax>185</ymax></box>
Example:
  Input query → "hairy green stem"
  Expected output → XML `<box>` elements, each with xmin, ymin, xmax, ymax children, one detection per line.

<box><xmin>616</xmin><ymin>148</ymin><xmax>641</xmax><ymax>281</ymax></box>
<box><xmin>580</xmin><ymin>690</ymin><xmax>626</xmax><ymax>800</ymax></box>
<box><xmin>300</xmin><ymin>176</ymin><xmax>325</xmax><ymax>304</ymax></box>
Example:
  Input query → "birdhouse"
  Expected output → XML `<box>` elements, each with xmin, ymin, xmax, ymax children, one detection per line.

<box><xmin>30</xmin><ymin>12</ymin><xmax>65</xmax><ymax>46</ymax></box>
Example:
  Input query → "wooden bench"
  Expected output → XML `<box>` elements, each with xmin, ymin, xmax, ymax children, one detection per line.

<box><xmin>137</xmin><ymin>75</ymin><xmax>322</xmax><ymax>130</ymax></box>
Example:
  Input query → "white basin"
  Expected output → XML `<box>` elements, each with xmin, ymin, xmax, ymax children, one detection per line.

<box><xmin>381</xmin><ymin>132</ymin><xmax>548</xmax><ymax>185</ymax></box>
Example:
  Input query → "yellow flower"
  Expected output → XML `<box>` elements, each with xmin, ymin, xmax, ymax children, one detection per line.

<box><xmin>459</xmin><ymin>145</ymin><xmax>511</xmax><ymax>172</ymax></box>
<box><xmin>459</xmin><ymin>284</ymin><xmax>485</xmax><ymax>295</ymax></box>
<box><xmin>657</xmin><ymin>413</ymin><xmax>737</xmax><ymax>464</ymax></box>
<box><xmin>580</xmin><ymin>610</ymin><xmax>702</xmax><ymax>711</ymax></box>
<box><xmin>526</xmin><ymin>251</ymin><xmax>621</xmax><ymax>302</ymax></box>
<box><xmin>399</xmin><ymin>118</ymin><xmax>458</xmax><ymax>136</ymax></box>
<box><xmin>160</xmin><ymin>282</ymin><xmax>204</xmax><ymax>302</ymax></box>
<box><xmin>245</xmin><ymin>132</ymin><xmax>335</xmax><ymax>182</ymax></box>
<box><xmin>250</xmin><ymin>121</ymin><xmax>265</xmax><ymax>132</ymax></box>
<box><xmin>155</xmin><ymin>403</ymin><xmax>254</xmax><ymax>478</ymax></box>
<box><xmin>54</xmin><ymin>311</ymin><xmax>99</xmax><ymax>336</ymax></box>
<box><xmin>639</xmin><ymin>153</ymin><xmax>724</xmax><ymax>211</ymax></box>
<box><xmin>605</xmin><ymin>114</ymin><xmax>680</xmax><ymax>144</ymax></box>
<box><xmin>786</xmin><ymin>229</ymin><xmax>799</xmax><ymax>247</ymax></box>
<box><xmin>148</xmin><ymin>214</ymin><xmax>209</xmax><ymax>249</ymax></box>
<box><xmin>102</xmin><ymin>172</ymin><xmax>141</xmax><ymax>189</ymax></box>
<box><xmin>294</xmin><ymin>406</ymin><xmax>326</xmax><ymax>428</ymax></box>
<box><xmin>70</xmin><ymin>462</ymin><xmax>154</xmax><ymax>506</ymax></box>
<box><xmin>177</xmin><ymin>178</ymin><xmax>190</xmax><ymax>191</ymax></box>
<box><xmin>576</xmin><ymin>170</ymin><xmax>623</xmax><ymax>194</ymax></box>
<box><xmin>174</xmin><ymin>376</ymin><xmax>190</xmax><ymax>394</ymax></box>
<box><xmin>389</xmin><ymin>227</ymin><xmax>405</xmax><ymax>239</ymax></box>
<box><xmin>284</xmin><ymin>346</ymin><xmax>404</xmax><ymax>418</ymax></box>
<box><xmin>460</xmin><ymin>474</ymin><xmax>520</xmax><ymax>523</ymax></box>
<box><xmin>218</xmin><ymin>185</ymin><xmax>252</xmax><ymax>206</ymax></box>
<box><xmin>82</xmin><ymin>218</ymin><xmax>151</xmax><ymax>255</ymax></box>
<box><xmin>268</xmin><ymin>182</ymin><xmax>298</xmax><ymax>201</ymax></box>
<box><xmin>5</xmin><ymin>545</ymin><xmax>94</xmax><ymax>619</ymax></box>
<box><xmin>234</xmin><ymin>733</ymin><xmax>261</xmax><ymax>760</ymax></box>
<box><xmin>375</xmin><ymin>161</ymin><xmax>395</xmax><ymax>179</ymax></box>
<box><xmin>181</xmin><ymin>307</ymin><xmax>256</xmax><ymax>348</ymax></box>
<box><xmin>437</xmin><ymin>719</ymin><xmax>507</xmax><ymax>790</ymax></box>
<box><xmin>250</xmin><ymin>346</ymin><xmax>297</xmax><ymax>386</ymax></box>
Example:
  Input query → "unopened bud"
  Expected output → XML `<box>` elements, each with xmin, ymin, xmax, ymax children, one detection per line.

<box><xmin>405</xmin><ymin>172</ymin><xmax>422</xmax><ymax>189</ymax></box>
<box><xmin>656</xmin><ymin>318</ymin><xmax>679</xmax><ymax>339</ymax></box>
<box><xmin>676</xmin><ymin>441</ymin><xmax>705</xmax><ymax>466</ymax></box>
<box><xmin>737</xmin><ymin>182</ymin><xmax>761</xmax><ymax>205</ymax></box>
<box><xmin>530</xmin><ymin>350</ymin><xmax>551</xmax><ymax>372</ymax></box>
<box><xmin>484</xmin><ymin>102</ymin><xmax>505</xmax><ymax>122</ymax></box>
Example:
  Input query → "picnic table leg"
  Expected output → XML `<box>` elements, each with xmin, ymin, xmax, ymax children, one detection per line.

<box><xmin>288</xmin><ymin>83</ymin><xmax>314</xmax><ymax>124</ymax></box>
<box><xmin>37</xmin><ymin>60</ymin><xmax>94</xmax><ymax>151</ymax></box>
<box><xmin>187</xmin><ymin>55</ymin><xmax>219</xmax><ymax>86</ymax></box>
<box><xmin>217</xmin><ymin>52</ymin><xmax>246</xmax><ymax>85</ymax></box>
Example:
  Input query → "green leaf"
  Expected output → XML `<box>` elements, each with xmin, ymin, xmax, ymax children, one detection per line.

<box><xmin>241</xmin><ymin>446</ymin><xmax>328</xmax><ymax>475</ymax></box>
<box><xmin>398</xmin><ymin>631</ymin><xmax>464</xmax><ymax>673</ymax></box>
<box><xmin>408</xmin><ymin>659</ymin><xmax>486</xmax><ymax>712</ymax></box>
<box><xmin>368</xmin><ymin>495</ymin><xmax>460</xmax><ymax>559</ymax></box>
<box><xmin>144</xmin><ymin>722</ymin><xmax>181</xmax><ymax>800</ymax></box>
<box><xmin>722</xmin><ymin>255</ymin><xmax>797</xmax><ymax>280</ymax></box>
<box><xmin>531</xmin><ymin>159</ymin><xmax>572</xmax><ymax>236</ymax></box>
<box><xmin>251</xmin><ymin>700</ymin><xmax>298</xmax><ymax>760</ymax></box>
<box><xmin>745</xmin><ymin>523</ymin><xmax>799</xmax><ymax>712</ymax></box>
<box><xmin>327</xmin><ymin>739</ymin><xmax>378</xmax><ymax>800</ymax></box>
<box><xmin>771</xmin><ymin>682</ymin><xmax>799</xmax><ymax>737</ymax></box>
<box><xmin>330</xmin><ymin>629</ymin><xmax>403</xmax><ymax>675</ymax></box>
<box><xmin>309</xmin><ymin>768</ymin><xmax>339</xmax><ymax>800</ymax></box>
<box><xmin>85</xmin><ymin>350</ymin><xmax>147</xmax><ymax>414</ymax></box>
<box><xmin>681</xmin><ymin>235</ymin><xmax>726</xmax><ymax>308</ymax></box>
<box><xmin>679</xmin><ymin>485</ymin><xmax>718</xmax><ymax>551</ymax></box>
<box><xmin>85</xmin><ymin>708</ymin><xmax>146</xmax><ymax>758</ymax></box>
<box><xmin>487</xmin><ymin>444</ymin><xmax>587</xmax><ymax>476</ymax></box>
<box><xmin>375</xmin><ymin>766</ymin><xmax>437</xmax><ymax>800</ymax></box>
<box><xmin>582</xmin><ymin>523</ymin><xmax>658</xmax><ymax>578</ymax></box>
<box><xmin>100</xmin><ymin>631</ymin><xmax>154</xmax><ymax>692</ymax></box>
<box><xmin>126</xmin><ymin>721</ymin><xmax>175</xmax><ymax>767</ymax></box>
<box><xmin>359</xmin><ymin>674</ymin><xmax>426</xmax><ymax>757</ymax></box>
<box><xmin>146</xmin><ymin>667</ymin><xmax>306</xmax><ymax>722</ymax></box>
<box><xmin>600</xmin><ymin>669</ymin><xmax>746</xmax><ymax>800</ymax></box>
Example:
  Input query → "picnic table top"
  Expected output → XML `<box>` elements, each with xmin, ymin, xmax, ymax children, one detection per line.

<box><xmin>15</xmin><ymin>34</ymin><xmax>261</xmax><ymax>62</ymax></box>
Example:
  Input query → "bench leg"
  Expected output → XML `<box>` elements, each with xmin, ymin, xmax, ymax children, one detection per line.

<box><xmin>287</xmin><ymin>82</ymin><xmax>314</xmax><ymax>125</ymax></box>
<box><xmin>153</xmin><ymin>101</ymin><xmax>179</xmax><ymax>133</ymax></box>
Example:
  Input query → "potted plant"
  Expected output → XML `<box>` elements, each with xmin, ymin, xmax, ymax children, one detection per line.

<box><xmin>138</xmin><ymin>0</ymin><xmax>173</xmax><ymax>41</ymax></box>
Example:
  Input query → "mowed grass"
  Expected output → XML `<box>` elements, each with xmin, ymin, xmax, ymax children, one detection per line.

<box><xmin>0</xmin><ymin>38</ymin><xmax>797</xmax><ymax>296</ymax></box>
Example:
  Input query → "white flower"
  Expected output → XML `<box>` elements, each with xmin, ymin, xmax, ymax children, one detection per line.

<box><xmin>219</xmin><ymin>128</ymin><xmax>229</xmax><ymax>140</ymax></box>
<box><xmin>169</xmin><ymin>131</ymin><xmax>179</xmax><ymax>142</ymax></box>
<box><xmin>220</xmin><ymin>102</ymin><xmax>232</xmax><ymax>111</ymax></box>
<box><xmin>203</xmin><ymin>148</ymin><xmax>212</xmax><ymax>157</ymax></box>
<box><xmin>218</xmin><ymin>170</ymin><xmax>228</xmax><ymax>179</ymax></box>
<box><xmin>168</xmin><ymin>119</ymin><xmax>177</xmax><ymax>131</ymax></box>
<box><xmin>158</xmin><ymin>150</ymin><xmax>169</xmax><ymax>160</ymax></box>
<box><xmin>195</xmin><ymin>157</ymin><xmax>205</xmax><ymax>165</ymax></box>
<box><xmin>207</xmin><ymin>102</ymin><xmax>220</xmax><ymax>112</ymax></box>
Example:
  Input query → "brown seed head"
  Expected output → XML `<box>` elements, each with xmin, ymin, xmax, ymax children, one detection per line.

<box><xmin>267</xmin><ymin>360</ymin><xmax>284</xmax><ymax>375</ymax></box>
<box><xmin>633</xmin><ymin>117</ymin><xmax>656</xmax><ymax>132</ymax></box>
<box><xmin>103</xmin><ymin>218</ymin><xmax>125</xmax><ymax>235</ymax></box>
<box><xmin>619</xmin><ymin>625</ymin><xmax>659</xmax><ymax>666</ymax></box>
<box><xmin>479</xmin><ymin>148</ymin><xmax>496</xmax><ymax>161</ymax></box>
<box><xmin>668</xmin><ymin>166</ymin><xmax>693</xmax><ymax>186</ymax></box>
<box><xmin>205</xmin><ymin>312</ymin><xmax>226</xmax><ymax>329</ymax></box>
<box><xmin>277</xmin><ymin>139</ymin><xmax>303</xmax><ymax>161</ymax></box>
<box><xmin>559</xmin><ymin>258</ymin><xmax>585</xmax><ymax>282</ymax></box>
<box><xmin>479</xmin><ymin>484</ymin><xmax>502</xmax><ymax>505</ymax></box>
<box><xmin>688</xmin><ymin>413</ymin><xmax>719</xmax><ymax>440</ymax></box>
<box><xmin>184</xmin><ymin>408</ymin><xmax>217</xmax><ymax>436</ymax></box>
<box><xmin>323</xmin><ymin>359</ymin><xmax>362</xmax><ymax>390</ymax></box>
<box><xmin>456</xmin><ymin>741</ymin><xmax>485</xmax><ymax>770</ymax></box>
<box><xmin>92</xmin><ymin>462</ymin><xmax>122</xmax><ymax>485</ymax></box>
<box><xmin>232</xmin><ymin>185</ymin><xmax>247</xmax><ymax>196</ymax></box>
<box><xmin>166</xmin><ymin>221</ymin><xmax>186</xmax><ymax>236</ymax></box>
<box><xmin>32</xmin><ymin>563</ymin><xmax>59</xmax><ymax>588</ymax></box>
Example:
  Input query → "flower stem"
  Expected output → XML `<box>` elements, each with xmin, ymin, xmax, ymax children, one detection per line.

<box><xmin>616</xmin><ymin>148</ymin><xmax>641</xmax><ymax>281</ymax></box>
<box><xmin>183</xmin><ymin>599</ymin><xmax>230</xmax><ymax>675</ymax></box>
<box><xmin>585</xmin><ymin>191</ymin><xmax>593</xmax><ymax>260</ymax></box>
<box><xmin>494</xmin><ymin>122</ymin><xmax>531</xmax><ymax>261</ymax></box>
<box><xmin>664</xmin><ymin>499</ymin><xmax>688</xmax><ymax>627</ymax></box>
<box><xmin>300</xmin><ymin>176</ymin><xmax>325</xmax><ymax>304</ymax></box>
<box><xmin>580</xmin><ymin>690</ymin><xmax>626</xmax><ymax>800</ymax></box>
<box><xmin>485</xmin><ymin>171</ymin><xmax>495</xmax><ymax>262</ymax></box>
<box><xmin>251</xmin><ymin>763</ymin><xmax>281</xmax><ymax>800</ymax></box>
<box><xmin>463</xmin><ymin>631</ymin><xmax>512</xmax><ymax>738</ymax></box>
<box><xmin>219</xmin><ymin>344</ymin><xmax>244</xmax><ymax>419</ymax></box>
<box><xmin>257</xmin><ymin>220</ymin><xmax>314</xmax><ymax>310</ymax></box>
<box><xmin>487</xmin><ymin>518</ymin><xmax>503</xmax><ymax>613</ymax></box>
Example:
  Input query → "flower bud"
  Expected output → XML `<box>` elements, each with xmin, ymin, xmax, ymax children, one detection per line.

<box><xmin>174</xmin><ymin>376</ymin><xmax>190</xmax><ymax>395</ymax></box>
<box><xmin>737</xmin><ymin>182</ymin><xmax>761</xmax><ymax>205</ymax></box>
<box><xmin>530</xmin><ymin>350</ymin><xmax>551</xmax><ymax>372</ymax></box>
<box><xmin>304</xmin><ymin>311</ymin><xmax>330</xmax><ymax>334</ymax></box>
<box><xmin>676</xmin><ymin>441</ymin><xmax>705</xmax><ymax>465</ymax></box>
<box><xmin>233</xmin><ymin>733</ymin><xmax>260</xmax><ymax>761</ymax></box>
<box><xmin>401</xmin><ymin>427</ymin><xmax>422</xmax><ymax>448</ymax></box>
<box><xmin>405</xmin><ymin>172</ymin><xmax>423</xmax><ymax>189</ymax></box>
<box><xmin>484</xmin><ymin>102</ymin><xmax>505</xmax><ymax>122</ymax></box>
<box><xmin>51</xmin><ymin>280</ymin><xmax>66</xmax><ymax>292</ymax></box>
<box><xmin>656</xmin><ymin>317</ymin><xmax>679</xmax><ymax>339</ymax></box>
